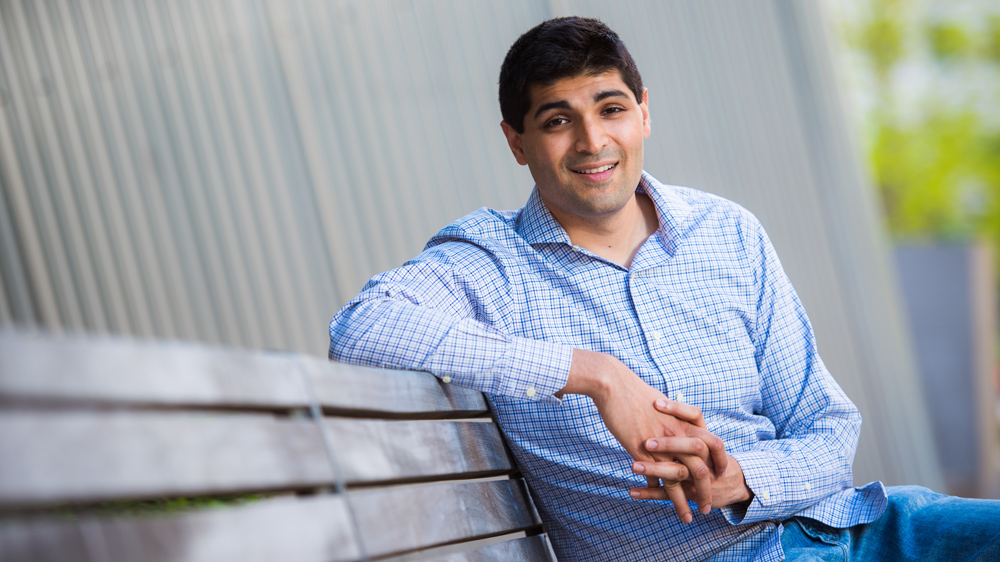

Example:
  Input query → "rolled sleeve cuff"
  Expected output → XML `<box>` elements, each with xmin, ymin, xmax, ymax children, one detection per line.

<box><xmin>497</xmin><ymin>336</ymin><xmax>573</xmax><ymax>404</ymax></box>
<box><xmin>722</xmin><ymin>450</ymin><xmax>784</xmax><ymax>525</ymax></box>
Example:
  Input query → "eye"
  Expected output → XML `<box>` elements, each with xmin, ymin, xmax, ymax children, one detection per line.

<box><xmin>603</xmin><ymin>106</ymin><xmax>626</xmax><ymax>116</ymax></box>
<box><xmin>544</xmin><ymin>116</ymin><xmax>569</xmax><ymax>128</ymax></box>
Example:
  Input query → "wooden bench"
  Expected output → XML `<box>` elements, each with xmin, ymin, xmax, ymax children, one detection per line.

<box><xmin>0</xmin><ymin>330</ymin><xmax>558</xmax><ymax>561</ymax></box>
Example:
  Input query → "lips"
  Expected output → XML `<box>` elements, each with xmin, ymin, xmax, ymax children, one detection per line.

<box><xmin>574</xmin><ymin>163</ymin><xmax>616</xmax><ymax>174</ymax></box>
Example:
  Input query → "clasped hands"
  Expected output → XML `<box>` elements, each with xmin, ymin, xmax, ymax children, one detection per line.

<box><xmin>563</xmin><ymin>349</ymin><xmax>752</xmax><ymax>524</ymax></box>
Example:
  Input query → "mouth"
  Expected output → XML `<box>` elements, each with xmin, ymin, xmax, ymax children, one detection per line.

<box><xmin>572</xmin><ymin>163</ymin><xmax>617</xmax><ymax>175</ymax></box>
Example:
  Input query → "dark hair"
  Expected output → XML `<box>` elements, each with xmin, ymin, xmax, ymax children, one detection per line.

<box><xmin>499</xmin><ymin>17</ymin><xmax>644</xmax><ymax>133</ymax></box>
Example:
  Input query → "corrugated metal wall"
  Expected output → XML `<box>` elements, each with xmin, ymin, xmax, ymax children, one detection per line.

<box><xmin>0</xmin><ymin>0</ymin><xmax>943</xmax><ymax>489</ymax></box>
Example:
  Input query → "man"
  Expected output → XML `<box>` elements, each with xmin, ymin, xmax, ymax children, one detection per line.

<box><xmin>330</xmin><ymin>17</ymin><xmax>999</xmax><ymax>561</ymax></box>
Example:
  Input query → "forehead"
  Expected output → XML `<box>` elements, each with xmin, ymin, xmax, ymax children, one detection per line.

<box><xmin>527</xmin><ymin>70</ymin><xmax>631</xmax><ymax>110</ymax></box>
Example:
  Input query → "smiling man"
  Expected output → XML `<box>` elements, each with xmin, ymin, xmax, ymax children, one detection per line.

<box><xmin>330</xmin><ymin>17</ymin><xmax>1000</xmax><ymax>561</ymax></box>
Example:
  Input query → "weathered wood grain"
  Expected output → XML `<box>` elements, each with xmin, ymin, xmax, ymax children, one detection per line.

<box><xmin>0</xmin><ymin>331</ymin><xmax>488</xmax><ymax>416</ymax></box>
<box><xmin>329</xmin><ymin>419</ymin><xmax>512</xmax><ymax>483</ymax></box>
<box><xmin>0</xmin><ymin>413</ymin><xmax>512</xmax><ymax>506</ymax></box>
<box><xmin>0</xmin><ymin>495</ymin><xmax>360</xmax><ymax>562</ymax></box>
<box><xmin>352</xmin><ymin>479</ymin><xmax>541</xmax><ymax>559</ymax></box>
<box><xmin>302</xmin><ymin>357</ymin><xmax>488</xmax><ymax>417</ymax></box>
<box><xmin>0</xmin><ymin>410</ymin><xmax>333</xmax><ymax>506</ymax></box>
<box><xmin>0</xmin><ymin>480</ymin><xmax>543</xmax><ymax>562</ymax></box>
<box><xmin>420</xmin><ymin>535</ymin><xmax>556</xmax><ymax>562</ymax></box>
<box><xmin>0</xmin><ymin>331</ymin><xmax>310</xmax><ymax>408</ymax></box>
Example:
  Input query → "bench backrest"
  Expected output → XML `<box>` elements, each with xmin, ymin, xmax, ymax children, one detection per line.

<box><xmin>0</xmin><ymin>331</ymin><xmax>557</xmax><ymax>561</ymax></box>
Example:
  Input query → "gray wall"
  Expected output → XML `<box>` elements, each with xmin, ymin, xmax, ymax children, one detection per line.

<box><xmin>0</xmin><ymin>0</ymin><xmax>943</xmax><ymax>489</ymax></box>
<box><xmin>895</xmin><ymin>243</ymin><xmax>1000</xmax><ymax>498</ymax></box>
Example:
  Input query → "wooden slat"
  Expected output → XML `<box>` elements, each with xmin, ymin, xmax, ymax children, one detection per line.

<box><xmin>0</xmin><ymin>332</ymin><xmax>310</xmax><ymax>408</ymax></box>
<box><xmin>353</xmin><ymin>479</ymin><xmax>541</xmax><ymax>559</ymax></box>
<box><xmin>0</xmin><ymin>411</ymin><xmax>332</xmax><ymax>506</ymax></box>
<box><xmin>420</xmin><ymin>535</ymin><xmax>556</xmax><ymax>562</ymax></box>
<box><xmin>0</xmin><ymin>413</ymin><xmax>512</xmax><ymax>507</ymax></box>
<box><xmin>0</xmin><ymin>332</ymin><xmax>487</xmax><ymax>416</ymax></box>
<box><xmin>330</xmin><ymin>419</ymin><xmax>511</xmax><ymax>484</ymax></box>
<box><xmin>0</xmin><ymin>479</ymin><xmax>541</xmax><ymax>562</ymax></box>
<box><xmin>304</xmin><ymin>357</ymin><xmax>488</xmax><ymax>417</ymax></box>
<box><xmin>0</xmin><ymin>495</ymin><xmax>360</xmax><ymax>562</ymax></box>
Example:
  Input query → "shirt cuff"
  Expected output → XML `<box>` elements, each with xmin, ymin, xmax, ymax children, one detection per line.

<box><xmin>721</xmin><ymin>450</ymin><xmax>783</xmax><ymax>525</ymax></box>
<box><xmin>496</xmin><ymin>336</ymin><xmax>573</xmax><ymax>404</ymax></box>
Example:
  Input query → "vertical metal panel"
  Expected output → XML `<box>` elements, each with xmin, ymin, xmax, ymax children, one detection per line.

<box><xmin>0</xmin><ymin>47</ymin><xmax>40</xmax><ymax>325</ymax></box>
<box><xmin>781</xmin><ymin>0</ymin><xmax>941</xmax><ymax>488</ymax></box>
<box><xmin>0</xmin><ymin>0</ymin><xmax>942</xmax><ymax>487</ymax></box>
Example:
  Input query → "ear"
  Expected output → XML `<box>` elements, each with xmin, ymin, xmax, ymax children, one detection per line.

<box><xmin>500</xmin><ymin>121</ymin><xmax>529</xmax><ymax>166</ymax></box>
<box><xmin>640</xmin><ymin>88</ymin><xmax>651</xmax><ymax>139</ymax></box>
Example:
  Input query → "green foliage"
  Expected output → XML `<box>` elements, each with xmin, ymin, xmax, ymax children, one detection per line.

<box><xmin>859</xmin><ymin>15</ymin><xmax>905</xmax><ymax>80</ymax></box>
<box><xmin>873</xmin><ymin>109</ymin><xmax>985</xmax><ymax>239</ymax></box>
<box><xmin>986</xmin><ymin>16</ymin><xmax>1000</xmax><ymax>63</ymax></box>
<box><xmin>926</xmin><ymin>22</ymin><xmax>971</xmax><ymax>61</ymax></box>
<box><xmin>837</xmin><ymin>0</ymin><xmax>1000</xmax><ymax>249</ymax></box>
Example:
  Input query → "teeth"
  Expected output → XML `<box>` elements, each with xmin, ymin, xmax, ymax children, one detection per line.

<box><xmin>577</xmin><ymin>164</ymin><xmax>615</xmax><ymax>174</ymax></box>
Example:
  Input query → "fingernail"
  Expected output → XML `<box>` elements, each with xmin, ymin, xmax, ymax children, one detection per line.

<box><xmin>646</xmin><ymin>439</ymin><xmax>658</xmax><ymax>450</ymax></box>
<box><xmin>655</xmin><ymin>399</ymin><xmax>667</xmax><ymax>409</ymax></box>
<box><xmin>683</xmin><ymin>513</ymin><xmax>692</xmax><ymax>524</ymax></box>
<box><xmin>630</xmin><ymin>490</ymin><xmax>640</xmax><ymax>498</ymax></box>
<box><xmin>632</xmin><ymin>462</ymin><xmax>645</xmax><ymax>473</ymax></box>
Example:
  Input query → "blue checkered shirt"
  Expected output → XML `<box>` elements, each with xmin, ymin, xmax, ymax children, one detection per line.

<box><xmin>330</xmin><ymin>172</ymin><xmax>887</xmax><ymax>561</ymax></box>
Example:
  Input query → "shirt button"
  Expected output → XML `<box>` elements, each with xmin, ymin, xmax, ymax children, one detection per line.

<box><xmin>651</xmin><ymin>330</ymin><xmax>662</xmax><ymax>341</ymax></box>
<box><xmin>441</xmin><ymin>376</ymin><xmax>451</xmax><ymax>383</ymax></box>
<box><xmin>804</xmin><ymin>482</ymin><xmax>812</xmax><ymax>491</ymax></box>
<box><xmin>526</xmin><ymin>387</ymin><xmax>537</xmax><ymax>398</ymax></box>
<box><xmin>675</xmin><ymin>392</ymin><xmax>686</xmax><ymax>403</ymax></box>
<box><xmin>761</xmin><ymin>490</ymin><xmax>771</xmax><ymax>501</ymax></box>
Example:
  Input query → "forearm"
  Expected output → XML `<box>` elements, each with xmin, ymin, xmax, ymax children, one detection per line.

<box><xmin>330</xmin><ymin>296</ymin><xmax>573</xmax><ymax>402</ymax></box>
<box><xmin>725</xmin><ymin>410</ymin><xmax>860</xmax><ymax>524</ymax></box>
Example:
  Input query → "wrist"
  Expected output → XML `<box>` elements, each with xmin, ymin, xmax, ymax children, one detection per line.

<box><xmin>561</xmin><ymin>349</ymin><xmax>620</xmax><ymax>399</ymax></box>
<box><xmin>721</xmin><ymin>455</ymin><xmax>753</xmax><ymax>507</ymax></box>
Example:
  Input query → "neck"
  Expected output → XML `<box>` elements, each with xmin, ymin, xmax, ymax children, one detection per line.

<box><xmin>552</xmin><ymin>193</ymin><xmax>659</xmax><ymax>268</ymax></box>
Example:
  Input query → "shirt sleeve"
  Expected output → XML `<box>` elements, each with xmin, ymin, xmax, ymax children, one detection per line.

<box><xmin>721</xmin><ymin>220</ymin><xmax>861</xmax><ymax>525</ymax></box>
<box><xmin>329</xmin><ymin>246</ymin><xmax>574</xmax><ymax>403</ymax></box>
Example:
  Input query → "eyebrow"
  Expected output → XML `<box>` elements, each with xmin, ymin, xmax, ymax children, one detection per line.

<box><xmin>532</xmin><ymin>89</ymin><xmax>631</xmax><ymax>120</ymax></box>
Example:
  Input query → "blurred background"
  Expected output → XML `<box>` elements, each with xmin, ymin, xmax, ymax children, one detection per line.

<box><xmin>0</xmin><ymin>0</ymin><xmax>997</xmax><ymax>497</ymax></box>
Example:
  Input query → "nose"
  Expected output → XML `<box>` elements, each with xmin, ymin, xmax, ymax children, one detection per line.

<box><xmin>574</xmin><ymin>116</ymin><xmax>609</xmax><ymax>154</ymax></box>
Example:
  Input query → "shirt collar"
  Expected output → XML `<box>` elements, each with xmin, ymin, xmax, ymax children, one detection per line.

<box><xmin>514</xmin><ymin>187</ymin><xmax>573</xmax><ymax>246</ymax></box>
<box><xmin>515</xmin><ymin>171</ymin><xmax>693</xmax><ymax>255</ymax></box>
<box><xmin>638</xmin><ymin>172</ymin><xmax>693</xmax><ymax>256</ymax></box>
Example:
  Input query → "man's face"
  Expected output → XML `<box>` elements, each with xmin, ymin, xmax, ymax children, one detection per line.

<box><xmin>501</xmin><ymin>70</ymin><xmax>651</xmax><ymax>226</ymax></box>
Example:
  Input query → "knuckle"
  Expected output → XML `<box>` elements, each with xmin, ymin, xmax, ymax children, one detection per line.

<box><xmin>693</xmin><ymin>464</ymin><xmax>711</xmax><ymax>480</ymax></box>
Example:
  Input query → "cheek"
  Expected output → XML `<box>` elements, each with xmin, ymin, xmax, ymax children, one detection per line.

<box><xmin>524</xmin><ymin>142</ymin><xmax>563</xmax><ymax>173</ymax></box>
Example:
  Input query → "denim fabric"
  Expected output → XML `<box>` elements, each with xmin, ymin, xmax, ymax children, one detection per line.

<box><xmin>781</xmin><ymin>486</ymin><xmax>1000</xmax><ymax>561</ymax></box>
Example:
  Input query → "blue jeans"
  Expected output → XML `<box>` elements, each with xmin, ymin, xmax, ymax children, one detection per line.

<box><xmin>781</xmin><ymin>486</ymin><xmax>1000</xmax><ymax>561</ymax></box>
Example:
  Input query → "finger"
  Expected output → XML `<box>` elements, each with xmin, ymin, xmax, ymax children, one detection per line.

<box><xmin>645</xmin><ymin>436</ymin><xmax>711</xmax><ymax>466</ymax></box>
<box><xmin>688</xmin><ymin>428</ymin><xmax>728</xmax><ymax>475</ymax></box>
<box><xmin>676</xmin><ymin>454</ymin><xmax>713</xmax><ymax>514</ymax></box>
<box><xmin>633</xmin><ymin>460</ymin><xmax>689</xmax><ymax>482</ymax></box>
<box><xmin>664</xmin><ymin>481</ymin><xmax>693</xmax><ymax>523</ymax></box>
<box><xmin>654</xmin><ymin>399</ymin><xmax>705</xmax><ymax>428</ymax></box>
<box><xmin>628</xmin><ymin>482</ymin><xmax>693</xmax><ymax>523</ymax></box>
<box><xmin>629</xmin><ymin>484</ymin><xmax>667</xmax><ymax>500</ymax></box>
